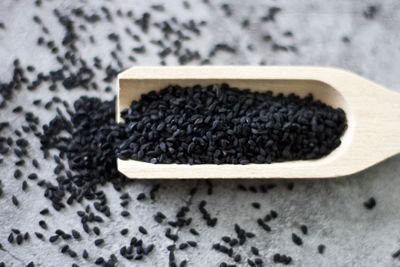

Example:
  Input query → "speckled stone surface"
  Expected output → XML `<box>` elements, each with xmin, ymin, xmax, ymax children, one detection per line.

<box><xmin>0</xmin><ymin>0</ymin><xmax>400</xmax><ymax>266</ymax></box>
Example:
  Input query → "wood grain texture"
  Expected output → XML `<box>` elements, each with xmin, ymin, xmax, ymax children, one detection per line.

<box><xmin>117</xmin><ymin>66</ymin><xmax>400</xmax><ymax>179</ymax></box>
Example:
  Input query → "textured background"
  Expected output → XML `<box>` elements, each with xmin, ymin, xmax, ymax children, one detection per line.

<box><xmin>0</xmin><ymin>0</ymin><xmax>400</xmax><ymax>266</ymax></box>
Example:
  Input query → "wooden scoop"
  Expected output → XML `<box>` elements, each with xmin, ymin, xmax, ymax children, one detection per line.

<box><xmin>117</xmin><ymin>66</ymin><xmax>400</xmax><ymax>179</ymax></box>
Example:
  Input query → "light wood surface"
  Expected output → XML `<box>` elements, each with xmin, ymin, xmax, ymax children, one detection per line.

<box><xmin>117</xmin><ymin>66</ymin><xmax>400</xmax><ymax>179</ymax></box>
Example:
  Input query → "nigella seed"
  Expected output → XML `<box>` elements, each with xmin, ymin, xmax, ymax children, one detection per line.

<box><xmin>40</xmin><ymin>208</ymin><xmax>49</xmax><ymax>215</ymax></box>
<box><xmin>137</xmin><ymin>192</ymin><xmax>146</xmax><ymax>200</ymax></box>
<box><xmin>32</xmin><ymin>159</ymin><xmax>40</xmax><ymax>169</ymax></box>
<box><xmin>138</xmin><ymin>226</ymin><xmax>148</xmax><ymax>235</ymax></box>
<box><xmin>49</xmin><ymin>235</ymin><xmax>59</xmax><ymax>243</ymax></box>
<box><xmin>12</xmin><ymin>106</ymin><xmax>23</xmax><ymax>113</ymax></box>
<box><xmin>28</xmin><ymin>173</ymin><xmax>38</xmax><ymax>180</ymax></box>
<box><xmin>39</xmin><ymin>220</ymin><xmax>47</xmax><ymax>230</ymax></box>
<box><xmin>270</xmin><ymin>210</ymin><xmax>278</xmax><ymax>218</ymax></box>
<box><xmin>364</xmin><ymin>197</ymin><xmax>376</xmax><ymax>210</ymax></box>
<box><xmin>292</xmin><ymin>233</ymin><xmax>303</xmax><ymax>246</ymax></box>
<box><xmin>251</xmin><ymin>202</ymin><xmax>260</xmax><ymax>209</ymax></box>
<box><xmin>318</xmin><ymin>244</ymin><xmax>326</xmax><ymax>254</ymax></box>
<box><xmin>300</xmin><ymin>225</ymin><xmax>308</xmax><ymax>235</ymax></box>
<box><xmin>14</xmin><ymin>169</ymin><xmax>22</xmax><ymax>179</ymax></box>
<box><xmin>95</xmin><ymin>257</ymin><xmax>105</xmax><ymax>265</ymax></box>
<box><xmin>222</xmin><ymin>236</ymin><xmax>230</xmax><ymax>243</ymax></box>
<box><xmin>120</xmin><ymin>228</ymin><xmax>129</xmax><ymax>235</ymax></box>
<box><xmin>121</xmin><ymin>210</ymin><xmax>130</xmax><ymax>217</ymax></box>
<box><xmin>179</xmin><ymin>243</ymin><xmax>188</xmax><ymax>250</ymax></box>
<box><xmin>93</xmin><ymin>226</ymin><xmax>100</xmax><ymax>236</ymax></box>
<box><xmin>82</xmin><ymin>223</ymin><xmax>90</xmax><ymax>234</ymax></box>
<box><xmin>94</xmin><ymin>238</ymin><xmax>104</xmax><ymax>247</ymax></box>
<box><xmin>251</xmin><ymin>246</ymin><xmax>259</xmax><ymax>255</ymax></box>
<box><xmin>82</xmin><ymin>249</ymin><xmax>89</xmax><ymax>259</ymax></box>
<box><xmin>22</xmin><ymin>180</ymin><xmax>28</xmax><ymax>191</ymax></box>
<box><xmin>190</xmin><ymin>228</ymin><xmax>199</xmax><ymax>236</ymax></box>
<box><xmin>187</xmin><ymin>241</ymin><xmax>197</xmax><ymax>247</ymax></box>
<box><xmin>55</xmin><ymin>229</ymin><xmax>64</xmax><ymax>235</ymax></box>
<box><xmin>68</xmin><ymin>250</ymin><xmax>77</xmax><ymax>258</ymax></box>
<box><xmin>12</xmin><ymin>195</ymin><xmax>19</xmax><ymax>206</ymax></box>
<box><xmin>71</xmin><ymin>230</ymin><xmax>81</xmax><ymax>240</ymax></box>
<box><xmin>27</xmin><ymin>262</ymin><xmax>35</xmax><ymax>267</ymax></box>
<box><xmin>234</xmin><ymin>254</ymin><xmax>241</xmax><ymax>262</ymax></box>
<box><xmin>144</xmin><ymin>244</ymin><xmax>155</xmax><ymax>255</ymax></box>
<box><xmin>61</xmin><ymin>244</ymin><xmax>69</xmax><ymax>253</ymax></box>
<box><xmin>34</xmin><ymin>232</ymin><xmax>44</xmax><ymax>240</ymax></box>
<box><xmin>8</xmin><ymin>233</ymin><xmax>14</xmax><ymax>243</ymax></box>
<box><xmin>16</xmin><ymin>234</ymin><xmax>23</xmax><ymax>245</ymax></box>
<box><xmin>11</xmin><ymin>229</ymin><xmax>20</xmax><ymax>235</ymax></box>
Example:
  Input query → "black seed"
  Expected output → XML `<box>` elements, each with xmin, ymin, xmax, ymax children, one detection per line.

<box><xmin>187</xmin><ymin>241</ymin><xmax>197</xmax><ymax>247</ymax></box>
<box><xmin>12</xmin><ymin>195</ymin><xmax>19</xmax><ymax>206</ymax></box>
<box><xmin>270</xmin><ymin>210</ymin><xmax>278</xmax><ymax>218</ymax></box>
<box><xmin>40</xmin><ymin>208</ymin><xmax>49</xmax><ymax>215</ymax></box>
<box><xmin>95</xmin><ymin>257</ymin><xmax>105</xmax><ymax>265</ymax></box>
<box><xmin>61</xmin><ymin>244</ymin><xmax>69</xmax><ymax>253</ymax></box>
<box><xmin>12</xmin><ymin>106</ymin><xmax>23</xmax><ymax>113</ymax></box>
<box><xmin>94</xmin><ymin>238</ymin><xmax>104</xmax><ymax>247</ymax></box>
<box><xmin>93</xmin><ymin>226</ymin><xmax>100</xmax><ymax>236</ymax></box>
<box><xmin>82</xmin><ymin>249</ymin><xmax>89</xmax><ymax>259</ymax></box>
<box><xmin>8</xmin><ymin>233</ymin><xmax>14</xmax><ymax>243</ymax></box>
<box><xmin>49</xmin><ymin>235</ymin><xmax>59</xmax><ymax>243</ymax></box>
<box><xmin>68</xmin><ymin>250</ymin><xmax>77</xmax><ymax>258</ymax></box>
<box><xmin>22</xmin><ymin>180</ymin><xmax>28</xmax><ymax>191</ymax></box>
<box><xmin>251</xmin><ymin>202</ymin><xmax>260</xmax><ymax>209</ymax></box>
<box><xmin>292</xmin><ymin>233</ymin><xmax>303</xmax><ymax>246</ymax></box>
<box><xmin>287</xmin><ymin>182</ymin><xmax>294</xmax><ymax>190</ymax></box>
<box><xmin>251</xmin><ymin>246</ymin><xmax>259</xmax><ymax>255</ymax></box>
<box><xmin>32</xmin><ymin>159</ymin><xmax>40</xmax><ymax>169</ymax></box>
<box><xmin>189</xmin><ymin>228</ymin><xmax>199</xmax><ymax>235</ymax></box>
<box><xmin>55</xmin><ymin>229</ymin><xmax>64</xmax><ymax>236</ymax></box>
<box><xmin>300</xmin><ymin>225</ymin><xmax>308</xmax><ymax>235</ymax></box>
<box><xmin>71</xmin><ymin>230</ymin><xmax>81</xmax><ymax>240</ymax></box>
<box><xmin>16</xmin><ymin>234</ymin><xmax>23</xmax><ymax>245</ymax></box>
<box><xmin>14</xmin><ymin>169</ymin><xmax>22</xmax><ymax>179</ymax></box>
<box><xmin>179</xmin><ymin>243</ymin><xmax>188</xmax><ymax>250</ymax></box>
<box><xmin>318</xmin><ymin>244</ymin><xmax>326</xmax><ymax>254</ymax></box>
<box><xmin>364</xmin><ymin>197</ymin><xmax>376</xmax><ymax>210</ymax></box>
<box><xmin>39</xmin><ymin>220</ymin><xmax>47</xmax><ymax>230</ymax></box>
<box><xmin>234</xmin><ymin>254</ymin><xmax>241</xmax><ymax>262</ymax></box>
<box><xmin>138</xmin><ymin>226</ymin><xmax>148</xmax><ymax>235</ymax></box>
<box><xmin>24</xmin><ymin>232</ymin><xmax>29</xmax><ymax>240</ymax></box>
<box><xmin>121</xmin><ymin>210</ymin><xmax>130</xmax><ymax>217</ymax></box>
<box><xmin>34</xmin><ymin>232</ymin><xmax>44</xmax><ymax>240</ymax></box>
<box><xmin>120</xmin><ymin>228</ymin><xmax>129</xmax><ymax>235</ymax></box>
<box><xmin>28</xmin><ymin>173</ymin><xmax>38</xmax><ymax>180</ymax></box>
<box><xmin>137</xmin><ymin>193</ymin><xmax>146</xmax><ymax>200</ymax></box>
<box><xmin>11</xmin><ymin>229</ymin><xmax>20</xmax><ymax>235</ymax></box>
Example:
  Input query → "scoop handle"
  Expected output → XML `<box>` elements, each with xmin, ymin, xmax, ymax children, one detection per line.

<box><xmin>380</xmin><ymin>89</ymin><xmax>400</xmax><ymax>154</ymax></box>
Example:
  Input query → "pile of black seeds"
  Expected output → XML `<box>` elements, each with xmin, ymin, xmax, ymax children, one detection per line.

<box><xmin>116</xmin><ymin>84</ymin><xmax>347</xmax><ymax>164</ymax></box>
<box><xmin>0</xmin><ymin>1</ymin><xmax>389</xmax><ymax>267</ymax></box>
<box><xmin>41</xmin><ymin>96</ymin><xmax>126</xmax><ymax>193</ymax></box>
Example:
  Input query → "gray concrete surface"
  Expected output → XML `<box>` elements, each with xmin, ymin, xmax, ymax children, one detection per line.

<box><xmin>0</xmin><ymin>0</ymin><xmax>400</xmax><ymax>266</ymax></box>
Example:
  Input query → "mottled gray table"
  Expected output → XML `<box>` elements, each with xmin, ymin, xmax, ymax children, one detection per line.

<box><xmin>0</xmin><ymin>0</ymin><xmax>400</xmax><ymax>266</ymax></box>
